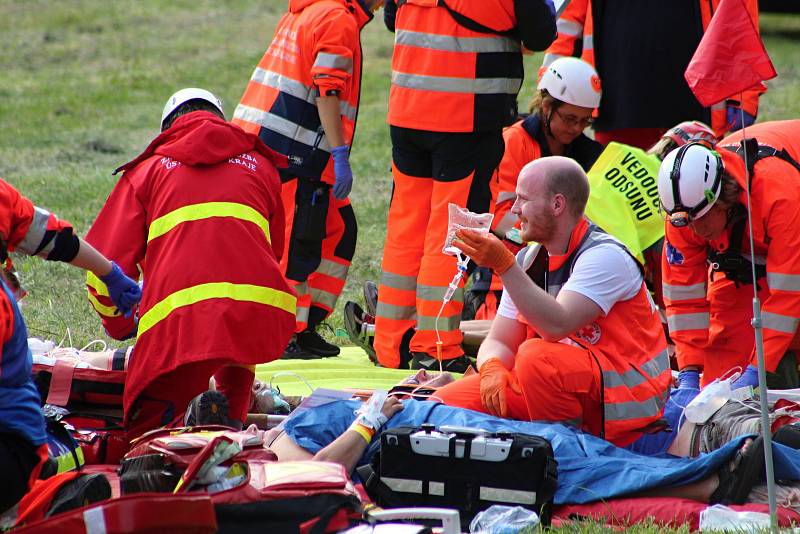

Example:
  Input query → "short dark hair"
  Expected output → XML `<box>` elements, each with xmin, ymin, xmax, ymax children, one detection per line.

<box><xmin>161</xmin><ymin>99</ymin><xmax>224</xmax><ymax>131</ymax></box>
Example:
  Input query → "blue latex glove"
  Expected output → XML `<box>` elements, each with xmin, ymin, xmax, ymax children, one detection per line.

<box><xmin>678</xmin><ymin>369</ymin><xmax>700</xmax><ymax>390</ymax></box>
<box><xmin>100</xmin><ymin>262</ymin><xmax>142</xmax><ymax>318</ymax></box>
<box><xmin>726</xmin><ymin>105</ymin><xmax>756</xmax><ymax>132</ymax></box>
<box><xmin>331</xmin><ymin>145</ymin><xmax>353</xmax><ymax>200</ymax></box>
<box><xmin>732</xmin><ymin>364</ymin><xmax>760</xmax><ymax>390</ymax></box>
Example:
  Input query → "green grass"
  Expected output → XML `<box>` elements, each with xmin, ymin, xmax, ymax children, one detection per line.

<box><xmin>1</xmin><ymin>4</ymin><xmax>799</xmax><ymax>348</ymax></box>
<box><xmin>1</xmin><ymin>3</ymin><xmax>798</xmax><ymax>531</ymax></box>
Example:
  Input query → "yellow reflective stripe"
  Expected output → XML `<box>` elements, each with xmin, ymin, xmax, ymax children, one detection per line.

<box><xmin>86</xmin><ymin>290</ymin><xmax>120</xmax><ymax>317</ymax></box>
<box><xmin>148</xmin><ymin>202</ymin><xmax>271</xmax><ymax>244</ymax></box>
<box><xmin>87</xmin><ymin>272</ymin><xmax>110</xmax><ymax>297</ymax></box>
<box><xmin>138</xmin><ymin>282</ymin><xmax>296</xmax><ymax>337</ymax></box>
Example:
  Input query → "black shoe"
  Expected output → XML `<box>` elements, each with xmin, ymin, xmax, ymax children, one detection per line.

<box><xmin>363</xmin><ymin>280</ymin><xmax>378</xmax><ymax>318</ymax></box>
<box><xmin>344</xmin><ymin>301</ymin><xmax>377</xmax><ymax>363</ymax></box>
<box><xmin>184</xmin><ymin>390</ymin><xmax>230</xmax><ymax>427</ymax></box>
<box><xmin>296</xmin><ymin>328</ymin><xmax>340</xmax><ymax>357</ymax></box>
<box><xmin>119</xmin><ymin>454</ymin><xmax>182</xmax><ymax>494</ymax></box>
<box><xmin>46</xmin><ymin>473</ymin><xmax>111</xmax><ymax>517</ymax></box>
<box><xmin>410</xmin><ymin>352</ymin><xmax>476</xmax><ymax>374</ymax></box>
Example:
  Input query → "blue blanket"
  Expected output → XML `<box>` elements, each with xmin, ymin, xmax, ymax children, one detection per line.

<box><xmin>283</xmin><ymin>398</ymin><xmax>800</xmax><ymax>505</ymax></box>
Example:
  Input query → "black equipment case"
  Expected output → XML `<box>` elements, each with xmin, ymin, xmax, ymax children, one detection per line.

<box><xmin>358</xmin><ymin>424</ymin><xmax>558</xmax><ymax>526</ymax></box>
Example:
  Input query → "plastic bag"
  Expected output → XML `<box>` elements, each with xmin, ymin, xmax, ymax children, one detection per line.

<box><xmin>698</xmin><ymin>504</ymin><xmax>770</xmax><ymax>532</ymax></box>
<box><xmin>469</xmin><ymin>505</ymin><xmax>540</xmax><ymax>533</ymax></box>
<box><xmin>442</xmin><ymin>203</ymin><xmax>494</xmax><ymax>256</ymax></box>
<box><xmin>684</xmin><ymin>372</ymin><xmax>740</xmax><ymax>424</ymax></box>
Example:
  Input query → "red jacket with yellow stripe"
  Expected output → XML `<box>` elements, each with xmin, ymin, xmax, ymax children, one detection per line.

<box><xmin>541</xmin><ymin>0</ymin><xmax>764</xmax><ymax>137</ymax></box>
<box><xmin>663</xmin><ymin>120</ymin><xmax>800</xmax><ymax>373</ymax></box>
<box><xmin>86</xmin><ymin>112</ymin><xmax>296</xmax><ymax>415</ymax></box>
<box><xmin>232</xmin><ymin>0</ymin><xmax>372</xmax><ymax>184</ymax></box>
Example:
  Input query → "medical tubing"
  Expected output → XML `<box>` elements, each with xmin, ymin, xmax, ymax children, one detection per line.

<box><xmin>434</xmin><ymin>255</ymin><xmax>469</xmax><ymax>372</ymax></box>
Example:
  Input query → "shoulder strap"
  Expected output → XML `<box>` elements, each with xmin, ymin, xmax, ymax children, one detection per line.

<box><xmin>724</xmin><ymin>137</ymin><xmax>800</xmax><ymax>176</ymax></box>
<box><xmin>399</xmin><ymin>0</ymin><xmax>519</xmax><ymax>39</ymax></box>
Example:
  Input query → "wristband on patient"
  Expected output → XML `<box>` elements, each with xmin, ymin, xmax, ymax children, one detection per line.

<box><xmin>349</xmin><ymin>421</ymin><xmax>376</xmax><ymax>444</ymax></box>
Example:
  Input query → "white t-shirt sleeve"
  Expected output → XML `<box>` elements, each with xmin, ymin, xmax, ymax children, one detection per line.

<box><xmin>497</xmin><ymin>288</ymin><xmax>519</xmax><ymax>319</ymax></box>
<box><xmin>560</xmin><ymin>243</ymin><xmax>643</xmax><ymax>315</ymax></box>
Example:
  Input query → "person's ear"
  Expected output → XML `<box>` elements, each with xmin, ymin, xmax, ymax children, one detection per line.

<box><xmin>552</xmin><ymin>193</ymin><xmax>566</xmax><ymax>216</ymax></box>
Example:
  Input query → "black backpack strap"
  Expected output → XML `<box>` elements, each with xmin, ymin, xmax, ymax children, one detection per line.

<box><xmin>356</xmin><ymin>460</ymin><xmax>400</xmax><ymax>506</ymax></box>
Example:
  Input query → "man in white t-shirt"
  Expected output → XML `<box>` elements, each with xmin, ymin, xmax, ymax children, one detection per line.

<box><xmin>437</xmin><ymin>156</ymin><xmax>670</xmax><ymax>446</ymax></box>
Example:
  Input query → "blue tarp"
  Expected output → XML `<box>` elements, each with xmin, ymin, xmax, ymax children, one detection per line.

<box><xmin>283</xmin><ymin>398</ymin><xmax>800</xmax><ymax>505</ymax></box>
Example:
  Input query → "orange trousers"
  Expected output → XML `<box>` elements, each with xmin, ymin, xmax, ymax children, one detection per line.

<box><xmin>281</xmin><ymin>178</ymin><xmax>356</xmax><ymax>332</ymax></box>
<box><xmin>374</xmin><ymin>127</ymin><xmax>503</xmax><ymax>368</ymax></box>
<box><xmin>436</xmin><ymin>338</ymin><xmax>604</xmax><ymax>437</ymax></box>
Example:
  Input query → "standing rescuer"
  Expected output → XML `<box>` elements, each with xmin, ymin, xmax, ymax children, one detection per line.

<box><xmin>233</xmin><ymin>0</ymin><xmax>382</xmax><ymax>359</ymax></box>
<box><xmin>374</xmin><ymin>0</ymin><xmax>557</xmax><ymax>371</ymax></box>
<box><xmin>86</xmin><ymin>89</ymin><xmax>296</xmax><ymax>441</ymax></box>
<box><xmin>658</xmin><ymin>120</ymin><xmax>800</xmax><ymax>388</ymax></box>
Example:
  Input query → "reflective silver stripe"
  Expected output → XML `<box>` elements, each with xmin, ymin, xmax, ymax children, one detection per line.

<box><xmin>542</xmin><ymin>53</ymin><xmax>563</xmax><ymax>67</ymax></box>
<box><xmin>250</xmin><ymin>68</ymin><xmax>316</xmax><ymax>104</ymax></box>
<box><xmin>479</xmin><ymin>486</ymin><xmax>536</xmax><ymax>505</ymax></box>
<box><xmin>605</xmin><ymin>394</ymin><xmax>665</xmax><ymax>422</ymax></box>
<box><xmin>556</xmin><ymin>19</ymin><xmax>582</xmax><ymax>37</ymax></box>
<box><xmin>376</xmin><ymin>301</ymin><xmax>416</xmax><ymax>321</ymax></box>
<box><xmin>497</xmin><ymin>191</ymin><xmax>517</xmax><ymax>204</ymax></box>
<box><xmin>340</xmin><ymin>100</ymin><xmax>358</xmax><ymax>122</ymax></box>
<box><xmin>295</xmin><ymin>281</ymin><xmax>309</xmax><ymax>297</ymax></box>
<box><xmin>317</xmin><ymin>259</ymin><xmax>349</xmax><ymax>281</ymax></box>
<box><xmin>662</xmin><ymin>282</ymin><xmax>707</xmax><ymax>302</ymax></box>
<box><xmin>313</xmin><ymin>52</ymin><xmax>353</xmax><ymax>73</ymax></box>
<box><xmin>417</xmin><ymin>314</ymin><xmax>460</xmax><ymax>332</ymax></box>
<box><xmin>711</xmin><ymin>102</ymin><xmax>726</xmax><ymax>111</ymax></box>
<box><xmin>667</xmin><ymin>312</ymin><xmax>710</xmax><ymax>332</ymax></box>
<box><xmin>762</xmin><ymin>311</ymin><xmax>800</xmax><ymax>335</ymax></box>
<box><xmin>233</xmin><ymin>105</ymin><xmax>331</xmax><ymax>152</ymax></box>
<box><xmin>380</xmin><ymin>271</ymin><xmax>417</xmax><ymax>292</ymax></box>
<box><xmin>417</xmin><ymin>284</ymin><xmax>463</xmax><ymax>303</ymax></box>
<box><xmin>582</xmin><ymin>34</ymin><xmax>593</xmax><ymax>50</ymax></box>
<box><xmin>309</xmin><ymin>288</ymin><xmax>338</xmax><ymax>309</ymax></box>
<box><xmin>768</xmin><ymin>273</ymin><xmax>800</xmax><ymax>292</ymax></box>
<box><xmin>16</xmin><ymin>206</ymin><xmax>51</xmax><ymax>256</ymax></box>
<box><xmin>548</xmin><ymin>283</ymin><xmax>563</xmax><ymax>297</ymax></box>
<box><xmin>296</xmin><ymin>304</ymin><xmax>309</xmax><ymax>324</ymax></box>
<box><xmin>83</xmin><ymin>506</ymin><xmax>107</xmax><ymax>534</ymax></box>
<box><xmin>603</xmin><ymin>349</ymin><xmax>670</xmax><ymax>389</ymax></box>
<box><xmin>382</xmin><ymin>477</ymin><xmax>422</xmax><ymax>494</ymax></box>
<box><xmin>392</xmin><ymin>71</ymin><xmax>522</xmax><ymax>95</ymax></box>
<box><xmin>395</xmin><ymin>29</ymin><xmax>520</xmax><ymax>54</ymax></box>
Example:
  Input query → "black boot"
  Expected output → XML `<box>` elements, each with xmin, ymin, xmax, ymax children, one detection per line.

<box><xmin>296</xmin><ymin>328</ymin><xmax>340</xmax><ymax>357</ymax></box>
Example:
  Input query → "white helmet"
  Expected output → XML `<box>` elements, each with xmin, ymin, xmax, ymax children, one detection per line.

<box><xmin>538</xmin><ymin>57</ymin><xmax>602</xmax><ymax>109</ymax></box>
<box><xmin>161</xmin><ymin>88</ymin><xmax>224</xmax><ymax>129</ymax></box>
<box><xmin>658</xmin><ymin>143</ymin><xmax>724</xmax><ymax>227</ymax></box>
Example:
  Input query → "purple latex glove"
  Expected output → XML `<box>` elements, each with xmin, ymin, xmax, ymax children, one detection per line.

<box><xmin>727</xmin><ymin>105</ymin><xmax>756</xmax><ymax>132</ymax></box>
<box><xmin>100</xmin><ymin>262</ymin><xmax>142</xmax><ymax>318</ymax></box>
<box><xmin>678</xmin><ymin>369</ymin><xmax>700</xmax><ymax>390</ymax></box>
<box><xmin>732</xmin><ymin>364</ymin><xmax>760</xmax><ymax>390</ymax></box>
<box><xmin>331</xmin><ymin>145</ymin><xmax>353</xmax><ymax>200</ymax></box>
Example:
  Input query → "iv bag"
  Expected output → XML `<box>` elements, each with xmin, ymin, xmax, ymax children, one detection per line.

<box><xmin>442</xmin><ymin>203</ymin><xmax>494</xmax><ymax>256</ymax></box>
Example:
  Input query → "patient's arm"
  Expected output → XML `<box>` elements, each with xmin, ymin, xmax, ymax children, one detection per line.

<box><xmin>269</xmin><ymin>396</ymin><xmax>404</xmax><ymax>473</ymax></box>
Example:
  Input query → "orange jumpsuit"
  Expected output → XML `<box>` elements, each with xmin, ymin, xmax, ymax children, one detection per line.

<box><xmin>375</xmin><ymin>0</ymin><xmax>556</xmax><ymax>367</ymax></box>
<box><xmin>663</xmin><ymin>120</ymin><xmax>800</xmax><ymax>384</ymax></box>
<box><xmin>438</xmin><ymin>220</ymin><xmax>670</xmax><ymax>446</ymax></box>
<box><xmin>233</xmin><ymin>0</ymin><xmax>371</xmax><ymax>333</ymax></box>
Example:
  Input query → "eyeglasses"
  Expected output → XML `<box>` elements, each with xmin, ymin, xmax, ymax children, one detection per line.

<box><xmin>554</xmin><ymin>108</ymin><xmax>594</xmax><ymax>128</ymax></box>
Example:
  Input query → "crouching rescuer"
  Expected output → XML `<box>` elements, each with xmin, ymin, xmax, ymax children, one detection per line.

<box><xmin>436</xmin><ymin>156</ymin><xmax>671</xmax><ymax>446</ymax></box>
<box><xmin>85</xmin><ymin>88</ymin><xmax>296</xmax><ymax>442</ymax></box>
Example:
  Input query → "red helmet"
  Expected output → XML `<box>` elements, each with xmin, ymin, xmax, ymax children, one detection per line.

<box><xmin>663</xmin><ymin>121</ymin><xmax>718</xmax><ymax>148</ymax></box>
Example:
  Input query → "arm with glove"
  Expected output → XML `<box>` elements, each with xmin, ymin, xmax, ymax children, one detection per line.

<box><xmin>454</xmin><ymin>229</ymin><xmax>602</xmax><ymax>341</ymax></box>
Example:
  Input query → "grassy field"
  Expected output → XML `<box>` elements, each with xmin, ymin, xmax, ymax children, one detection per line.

<box><xmin>0</xmin><ymin>2</ymin><xmax>798</xmax><ymax>356</ymax></box>
<box><xmin>0</xmin><ymin>3</ymin><xmax>797</xmax><ymax>532</ymax></box>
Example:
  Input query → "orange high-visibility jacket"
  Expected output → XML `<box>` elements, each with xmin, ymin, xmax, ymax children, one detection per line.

<box><xmin>492</xmin><ymin>114</ymin><xmax>602</xmax><ymax>236</ymax></box>
<box><xmin>663</xmin><ymin>120</ymin><xmax>800</xmax><ymax>373</ymax></box>
<box><xmin>233</xmin><ymin>0</ymin><xmax>372</xmax><ymax>184</ymax></box>
<box><xmin>85</xmin><ymin>112</ymin><xmax>297</xmax><ymax>416</ymax></box>
<box><xmin>386</xmin><ymin>0</ymin><xmax>556</xmax><ymax>133</ymax></box>
<box><xmin>518</xmin><ymin>219</ymin><xmax>670</xmax><ymax>446</ymax></box>
<box><xmin>541</xmin><ymin>0</ymin><xmax>764</xmax><ymax>137</ymax></box>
